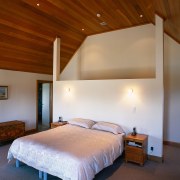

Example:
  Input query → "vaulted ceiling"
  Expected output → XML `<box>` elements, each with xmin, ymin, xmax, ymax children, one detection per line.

<box><xmin>0</xmin><ymin>0</ymin><xmax>179</xmax><ymax>74</ymax></box>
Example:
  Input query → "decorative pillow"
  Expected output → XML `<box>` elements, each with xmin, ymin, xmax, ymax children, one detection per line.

<box><xmin>68</xmin><ymin>118</ymin><xmax>95</xmax><ymax>129</ymax></box>
<box><xmin>92</xmin><ymin>121</ymin><xmax>124</xmax><ymax>134</ymax></box>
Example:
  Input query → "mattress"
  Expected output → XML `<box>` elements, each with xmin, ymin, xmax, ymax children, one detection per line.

<box><xmin>7</xmin><ymin>124</ymin><xmax>124</xmax><ymax>180</ymax></box>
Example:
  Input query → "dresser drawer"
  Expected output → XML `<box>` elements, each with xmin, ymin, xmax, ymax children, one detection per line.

<box><xmin>0</xmin><ymin>120</ymin><xmax>25</xmax><ymax>142</ymax></box>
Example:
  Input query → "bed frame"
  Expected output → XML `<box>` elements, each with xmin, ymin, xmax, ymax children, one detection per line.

<box><xmin>16</xmin><ymin>159</ymin><xmax>48</xmax><ymax>180</ymax></box>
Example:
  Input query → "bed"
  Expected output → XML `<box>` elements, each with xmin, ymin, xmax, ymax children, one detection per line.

<box><xmin>7</xmin><ymin>122</ymin><xmax>124</xmax><ymax>180</ymax></box>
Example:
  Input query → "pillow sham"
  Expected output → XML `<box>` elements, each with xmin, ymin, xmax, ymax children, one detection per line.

<box><xmin>92</xmin><ymin>121</ymin><xmax>124</xmax><ymax>135</ymax></box>
<box><xmin>68</xmin><ymin>118</ymin><xmax>95</xmax><ymax>129</ymax></box>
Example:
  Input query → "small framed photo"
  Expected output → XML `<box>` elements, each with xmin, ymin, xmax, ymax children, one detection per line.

<box><xmin>0</xmin><ymin>86</ymin><xmax>8</xmax><ymax>100</ymax></box>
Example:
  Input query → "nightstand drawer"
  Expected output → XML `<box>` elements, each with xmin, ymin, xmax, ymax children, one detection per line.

<box><xmin>125</xmin><ymin>152</ymin><xmax>143</xmax><ymax>164</ymax></box>
<box><xmin>126</xmin><ymin>146</ymin><xmax>143</xmax><ymax>154</ymax></box>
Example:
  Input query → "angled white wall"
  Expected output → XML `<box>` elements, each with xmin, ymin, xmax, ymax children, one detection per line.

<box><xmin>61</xmin><ymin>24</ymin><xmax>155</xmax><ymax>80</ymax></box>
<box><xmin>60</xmin><ymin>50</ymin><xmax>81</xmax><ymax>80</ymax></box>
<box><xmin>80</xmin><ymin>24</ymin><xmax>155</xmax><ymax>79</ymax></box>
<box><xmin>54</xmin><ymin>18</ymin><xmax>164</xmax><ymax>157</ymax></box>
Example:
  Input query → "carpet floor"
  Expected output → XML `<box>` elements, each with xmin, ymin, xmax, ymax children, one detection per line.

<box><xmin>0</xmin><ymin>143</ymin><xmax>179</xmax><ymax>180</ymax></box>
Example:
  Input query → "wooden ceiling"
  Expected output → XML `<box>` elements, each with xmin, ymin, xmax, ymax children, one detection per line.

<box><xmin>0</xmin><ymin>0</ymin><xmax>179</xmax><ymax>75</ymax></box>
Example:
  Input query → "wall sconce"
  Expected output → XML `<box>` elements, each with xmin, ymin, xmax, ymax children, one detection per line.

<box><xmin>66</xmin><ymin>88</ymin><xmax>71</xmax><ymax>93</ymax></box>
<box><xmin>128</xmin><ymin>88</ymin><xmax>133</xmax><ymax>96</ymax></box>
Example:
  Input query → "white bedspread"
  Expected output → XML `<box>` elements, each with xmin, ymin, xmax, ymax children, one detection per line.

<box><xmin>7</xmin><ymin>124</ymin><xmax>124</xmax><ymax>180</ymax></box>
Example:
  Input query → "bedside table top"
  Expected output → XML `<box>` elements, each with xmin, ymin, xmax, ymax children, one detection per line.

<box><xmin>125</xmin><ymin>133</ymin><xmax>148</xmax><ymax>141</ymax></box>
<box><xmin>51</xmin><ymin>121</ymin><xmax>68</xmax><ymax>126</ymax></box>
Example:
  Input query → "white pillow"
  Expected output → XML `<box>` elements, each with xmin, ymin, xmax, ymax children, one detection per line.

<box><xmin>92</xmin><ymin>121</ymin><xmax>124</xmax><ymax>134</ymax></box>
<box><xmin>68</xmin><ymin>118</ymin><xmax>95</xmax><ymax>129</ymax></box>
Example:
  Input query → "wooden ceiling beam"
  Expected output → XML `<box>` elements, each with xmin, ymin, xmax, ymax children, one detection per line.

<box><xmin>0</xmin><ymin>42</ymin><xmax>52</xmax><ymax>58</ymax></box>
<box><xmin>45</xmin><ymin>0</ymin><xmax>104</xmax><ymax>34</ymax></box>
<box><xmin>0</xmin><ymin>8</ymin><xmax>84</xmax><ymax>43</ymax></box>
<box><xmin>0</xmin><ymin>24</ymin><xmax>52</xmax><ymax>46</ymax></box>
<box><xmin>0</xmin><ymin>14</ymin><xmax>53</xmax><ymax>41</ymax></box>
<box><xmin>0</xmin><ymin>47</ymin><xmax>52</xmax><ymax>63</ymax></box>
<box><xmin>0</xmin><ymin>60</ymin><xmax>52</xmax><ymax>74</ymax></box>
<box><xmin>0</xmin><ymin>33</ymin><xmax>52</xmax><ymax>53</ymax></box>
<box><xmin>21</xmin><ymin>0</ymin><xmax>88</xmax><ymax>36</ymax></box>
<box><xmin>0</xmin><ymin>56</ymin><xmax>52</xmax><ymax>68</ymax></box>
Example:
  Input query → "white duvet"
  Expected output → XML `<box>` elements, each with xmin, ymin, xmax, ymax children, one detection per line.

<box><xmin>7</xmin><ymin>124</ymin><xmax>124</xmax><ymax>180</ymax></box>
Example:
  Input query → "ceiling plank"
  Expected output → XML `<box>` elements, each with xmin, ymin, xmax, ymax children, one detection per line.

<box><xmin>0</xmin><ymin>59</ymin><xmax>52</xmax><ymax>74</ymax></box>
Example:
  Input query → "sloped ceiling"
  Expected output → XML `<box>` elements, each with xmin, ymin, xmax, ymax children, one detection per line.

<box><xmin>0</xmin><ymin>0</ymin><xmax>179</xmax><ymax>74</ymax></box>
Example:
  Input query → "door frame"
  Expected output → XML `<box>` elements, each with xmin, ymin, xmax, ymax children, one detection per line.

<box><xmin>36</xmin><ymin>80</ymin><xmax>53</xmax><ymax>131</ymax></box>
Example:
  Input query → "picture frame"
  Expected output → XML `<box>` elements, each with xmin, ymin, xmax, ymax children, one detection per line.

<box><xmin>0</xmin><ymin>86</ymin><xmax>8</xmax><ymax>100</ymax></box>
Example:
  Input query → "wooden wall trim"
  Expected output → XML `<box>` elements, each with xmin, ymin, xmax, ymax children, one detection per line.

<box><xmin>148</xmin><ymin>155</ymin><xmax>164</xmax><ymax>163</ymax></box>
<box><xmin>163</xmin><ymin>141</ymin><xmax>180</xmax><ymax>148</ymax></box>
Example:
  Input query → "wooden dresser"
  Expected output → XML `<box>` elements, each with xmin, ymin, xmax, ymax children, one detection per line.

<box><xmin>0</xmin><ymin>120</ymin><xmax>25</xmax><ymax>143</ymax></box>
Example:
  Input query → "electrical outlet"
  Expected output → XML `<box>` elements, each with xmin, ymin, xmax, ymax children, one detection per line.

<box><xmin>150</xmin><ymin>146</ymin><xmax>154</xmax><ymax>151</ymax></box>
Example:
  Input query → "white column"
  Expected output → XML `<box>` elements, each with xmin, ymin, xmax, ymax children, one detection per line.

<box><xmin>155</xmin><ymin>15</ymin><xmax>164</xmax><ymax>158</ymax></box>
<box><xmin>155</xmin><ymin>15</ymin><xmax>164</xmax><ymax>80</ymax></box>
<box><xmin>53</xmin><ymin>38</ymin><xmax>60</xmax><ymax>81</ymax></box>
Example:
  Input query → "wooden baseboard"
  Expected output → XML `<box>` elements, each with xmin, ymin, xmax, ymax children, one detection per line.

<box><xmin>163</xmin><ymin>141</ymin><xmax>180</xmax><ymax>147</ymax></box>
<box><xmin>25</xmin><ymin>129</ymin><xmax>37</xmax><ymax>135</ymax></box>
<box><xmin>148</xmin><ymin>155</ymin><xmax>163</xmax><ymax>163</ymax></box>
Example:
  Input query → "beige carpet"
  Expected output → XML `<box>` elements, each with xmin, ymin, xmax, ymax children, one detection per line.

<box><xmin>0</xmin><ymin>143</ymin><xmax>179</xmax><ymax>180</ymax></box>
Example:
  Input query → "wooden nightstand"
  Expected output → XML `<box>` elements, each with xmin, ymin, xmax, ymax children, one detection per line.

<box><xmin>50</xmin><ymin>121</ymin><xmax>68</xmax><ymax>129</ymax></box>
<box><xmin>125</xmin><ymin>133</ymin><xmax>148</xmax><ymax>166</ymax></box>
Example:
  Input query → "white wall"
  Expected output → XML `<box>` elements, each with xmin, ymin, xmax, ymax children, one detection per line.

<box><xmin>54</xmin><ymin>79</ymin><xmax>163</xmax><ymax>157</ymax></box>
<box><xmin>164</xmin><ymin>35</ymin><xmax>180</xmax><ymax>143</ymax></box>
<box><xmin>81</xmin><ymin>24</ymin><xmax>155</xmax><ymax>79</ymax></box>
<box><xmin>54</xmin><ymin>20</ymin><xmax>164</xmax><ymax>157</ymax></box>
<box><xmin>61</xmin><ymin>24</ymin><xmax>155</xmax><ymax>80</ymax></box>
<box><xmin>0</xmin><ymin>69</ymin><xmax>52</xmax><ymax>130</ymax></box>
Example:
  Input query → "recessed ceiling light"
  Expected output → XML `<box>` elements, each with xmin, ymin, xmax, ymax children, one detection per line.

<box><xmin>82</xmin><ymin>28</ymin><xmax>84</xmax><ymax>31</ymax></box>
<box><xmin>37</xmin><ymin>3</ymin><xmax>40</xmax><ymax>6</ymax></box>
<box><xmin>140</xmin><ymin>14</ymin><xmax>143</xmax><ymax>18</ymax></box>
<box><xmin>97</xmin><ymin>13</ymin><xmax>101</xmax><ymax>18</ymax></box>
<box><xmin>100</xmin><ymin>22</ymin><xmax>107</xmax><ymax>26</ymax></box>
